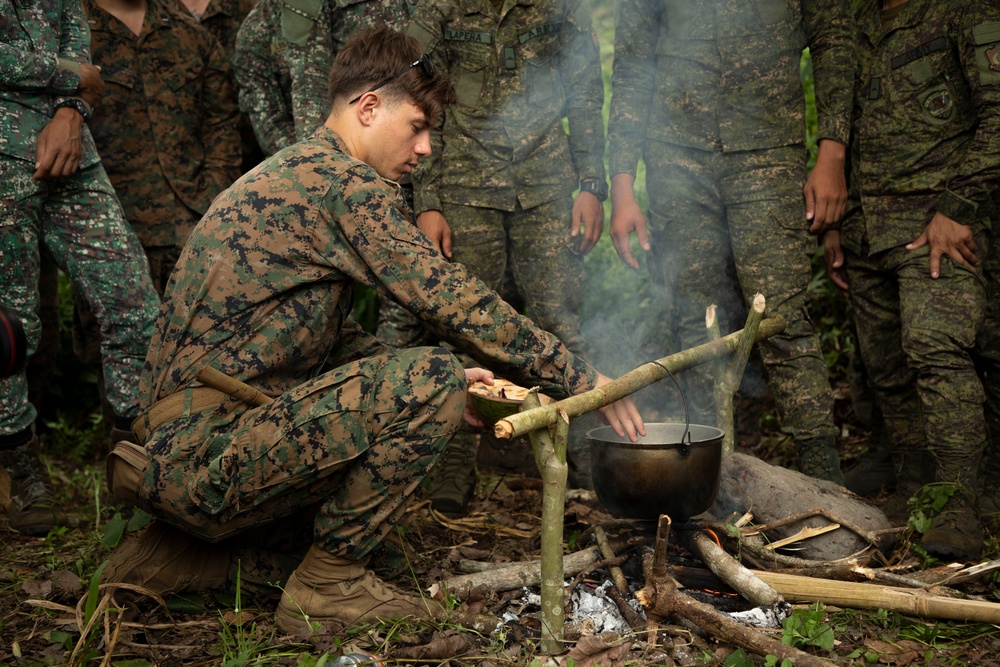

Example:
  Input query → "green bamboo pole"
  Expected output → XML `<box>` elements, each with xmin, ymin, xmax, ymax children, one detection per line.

<box><xmin>495</xmin><ymin>314</ymin><xmax>786</xmax><ymax>440</ymax></box>
<box><xmin>717</xmin><ymin>294</ymin><xmax>766</xmax><ymax>456</ymax></box>
<box><xmin>524</xmin><ymin>389</ymin><xmax>569</xmax><ymax>654</ymax></box>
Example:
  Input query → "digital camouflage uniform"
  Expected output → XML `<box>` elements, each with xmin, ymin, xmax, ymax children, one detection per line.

<box><xmin>0</xmin><ymin>0</ymin><xmax>159</xmax><ymax>438</ymax></box>
<box><xmin>232</xmin><ymin>0</ymin><xmax>413</xmax><ymax>155</ymax></box>
<box><xmin>607</xmin><ymin>0</ymin><xmax>856</xmax><ymax>480</ymax></box>
<box><xmin>172</xmin><ymin>0</ymin><xmax>263</xmax><ymax>172</ymax></box>
<box><xmin>405</xmin><ymin>0</ymin><xmax>606</xmax><ymax>491</ymax></box>
<box><xmin>843</xmin><ymin>0</ymin><xmax>1000</xmax><ymax>527</ymax></box>
<box><xmin>133</xmin><ymin>127</ymin><xmax>598</xmax><ymax>563</ymax></box>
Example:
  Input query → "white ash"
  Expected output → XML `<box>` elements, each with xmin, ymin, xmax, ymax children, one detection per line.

<box><xmin>725</xmin><ymin>603</ymin><xmax>791</xmax><ymax>629</ymax></box>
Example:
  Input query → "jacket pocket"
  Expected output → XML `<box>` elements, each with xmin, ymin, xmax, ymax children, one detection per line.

<box><xmin>449</xmin><ymin>41</ymin><xmax>491</xmax><ymax>109</ymax></box>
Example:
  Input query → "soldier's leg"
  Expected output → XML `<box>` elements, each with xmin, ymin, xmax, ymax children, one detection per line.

<box><xmin>27</xmin><ymin>249</ymin><xmax>60</xmax><ymax>414</ymax></box>
<box><xmin>846</xmin><ymin>247</ymin><xmax>933</xmax><ymax>524</ymax></box>
<box><xmin>842</xmin><ymin>312</ymin><xmax>897</xmax><ymax>496</ymax></box>
<box><xmin>41</xmin><ymin>165</ymin><xmax>159</xmax><ymax>428</ymax></box>
<box><xmin>976</xmin><ymin>240</ymin><xmax>1000</xmax><ymax>512</ymax></box>
<box><xmin>0</xmin><ymin>164</ymin><xmax>69</xmax><ymax>534</ymax></box>
<box><xmin>113</xmin><ymin>347</ymin><xmax>464</xmax><ymax>626</ymax></box>
<box><xmin>73</xmin><ymin>245</ymin><xmax>178</xmax><ymax>446</ymax></box>
<box><xmin>645</xmin><ymin>144</ymin><xmax>739</xmax><ymax>426</ymax></box>
<box><xmin>505</xmin><ymin>197</ymin><xmax>598</xmax><ymax>487</ymax></box>
<box><xmin>895</xmin><ymin>245</ymin><xmax>987</xmax><ymax>559</ymax></box>
<box><xmin>423</xmin><ymin>203</ymin><xmax>508</xmax><ymax>513</ymax></box>
<box><xmin>721</xmin><ymin>147</ymin><xmax>840</xmax><ymax>482</ymax></box>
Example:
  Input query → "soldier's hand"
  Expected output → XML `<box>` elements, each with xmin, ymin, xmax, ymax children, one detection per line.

<box><xmin>418</xmin><ymin>210</ymin><xmax>453</xmax><ymax>259</ymax></box>
<box><xmin>463</xmin><ymin>367</ymin><xmax>495</xmax><ymax>428</ymax></box>
<box><xmin>907</xmin><ymin>212</ymin><xmax>978</xmax><ymax>279</ymax></box>
<box><xmin>593</xmin><ymin>372</ymin><xmax>645</xmax><ymax>443</ymax></box>
<box><xmin>571</xmin><ymin>191</ymin><xmax>604</xmax><ymax>255</ymax></box>
<box><xmin>34</xmin><ymin>108</ymin><xmax>83</xmax><ymax>180</ymax></box>
<box><xmin>76</xmin><ymin>63</ymin><xmax>105</xmax><ymax>110</ymax></box>
<box><xmin>609</xmin><ymin>174</ymin><xmax>650</xmax><ymax>269</ymax></box>
<box><xmin>822</xmin><ymin>229</ymin><xmax>849</xmax><ymax>297</ymax></box>
<box><xmin>805</xmin><ymin>139</ymin><xmax>847</xmax><ymax>234</ymax></box>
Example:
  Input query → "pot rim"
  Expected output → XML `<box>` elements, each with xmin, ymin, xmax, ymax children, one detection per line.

<box><xmin>585</xmin><ymin>422</ymin><xmax>725</xmax><ymax>449</ymax></box>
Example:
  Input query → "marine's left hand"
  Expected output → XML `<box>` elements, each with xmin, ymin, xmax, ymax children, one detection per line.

<box><xmin>907</xmin><ymin>212</ymin><xmax>978</xmax><ymax>278</ymax></box>
<box><xmin>34</xmin><ymin>108</ymin><xmax>83</xmax><ymax>180</ymax></box>
<box><xmin>571</xmin><ymin>191</ymin><xmax>604</xmax><ymax>255</ymax></box>
<box><xmin>463</xmin><ymin>367</ymin><xmax>495</xmax><ymax>428</ymax></box>
<box><xmin>805</xmin><ymin>139</ymin><xmax>847</xmax><ymax>234</ymax></box>
<box><xmin>593</xmin><ymin>372</ymin><xmax>645</xmax><ymax>443</ymax></box>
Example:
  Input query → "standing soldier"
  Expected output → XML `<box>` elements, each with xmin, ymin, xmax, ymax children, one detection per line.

<box><xmin>824</xmin><ymin>0</ymin><xmax>1000</xmax><ymax>559</ymax></box>
<box><xmin>232</xmin><ymin>0</ymin><xmax>413</xmax><ymax>155</ymax></box>
<box><xmin>172</xmin><ymin>0</ymin><xmax>264</xmax><ymax>172</ymax></box>
<box><xmin>83</xmin><ymin>0</ymin><xmax>242</xmax><ymax>294</ymax></box>
<box><xmin>404</xmin><ymin>0</ymin><xmax>608</xmax><ymax>506</ymax></box>
<box><xmin>0</xmin><ymin>0</ymin><xmax>159</xmax><ymax>534</ymax></box>
<box><xmin>74</xmin><ymin>0</ymin><xmax>241</xmax><ymax>440</ymax></box>
<box><xmin>607</xmin><ymin>0</ymin><xmax>856</xmax><ymax>483</ymax></box>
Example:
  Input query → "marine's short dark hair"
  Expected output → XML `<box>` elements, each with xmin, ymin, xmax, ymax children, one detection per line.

<box><xmin>328</xmin><ymin>26</ymin><xmax>456</xmax><ymax>121</ymax></box>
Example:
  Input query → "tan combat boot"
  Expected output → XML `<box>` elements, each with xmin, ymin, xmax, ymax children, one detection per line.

<box><xmin>275</xmin><ymin>544</ymin><xmax>443</xmax><ymax>635</ymax></box>
<box><xmin>0</xmin><ymin>435</ymin><xmax>69</xmax><ymax>536</ymax></box>
<box><xmin>104</xmin><ymin>520</ymin><xmax>231</xmax><ymax>599</ymax></box>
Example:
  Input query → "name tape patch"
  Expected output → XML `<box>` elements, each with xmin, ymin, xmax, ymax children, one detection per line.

<box><xmin>444</xmin><ymin>29</ymin><xmax>492</xmax><ymax>43</ymax></box>
<box><xmin>891</xmin><ymin>36</ymin><xmax>947</xmax><ymax>69</ymax></box>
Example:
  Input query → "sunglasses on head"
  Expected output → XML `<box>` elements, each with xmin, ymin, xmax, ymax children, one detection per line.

<box><xmin>348</xmin><ymin>54</ymin><xmax>436</xmax><ymax>105</ymax></box>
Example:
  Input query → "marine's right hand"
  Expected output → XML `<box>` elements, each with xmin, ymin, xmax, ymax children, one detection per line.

<box><xmin>418</xmin><ymin>210</ymin><xmax>453</xmax><ymax>259</ymax></box>
<box><xmin>609</xmin><ymin>174</ymin><xmax>650</xmax><ymax>269</ymax></box>
<box><xmin>77</xmin><ymin>63</ymin><xmax>105</xmax><ymax>110</ymax></box>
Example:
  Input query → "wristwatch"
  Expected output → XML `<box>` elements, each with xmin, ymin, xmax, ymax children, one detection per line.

<box><xmin>579</xmin><ymin>178</ymin><xmax>608</xmax><ymax>202</ymax></box>
<box><xmin>54</xmin><ymin>98</ymin><xmax>92</xmax><ymax>122</ymax></box>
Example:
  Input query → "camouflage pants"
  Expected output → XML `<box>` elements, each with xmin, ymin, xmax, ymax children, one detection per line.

<box><xmin>137</xmin><ymin>347</ymin><xmax>466</xmax><ymax>560</ymax></box>
<box><xmin>643</xmin><ymin>142</ymin><xmax>836</xmax><ymax>444</ymax></box>
<box><xmin>975</xmin><ymin>239</ymin><xmax>1000</xmax><ymax>476</ymax></box>
<box><xmin>845</xmin><ymin>242</ymin><xmax>988</xmax><ymax>488</ymax></box>
<box><xmin>0</xmin><ymin>161</ymin><xmax>159</xmax><ymax>435</ymax></box>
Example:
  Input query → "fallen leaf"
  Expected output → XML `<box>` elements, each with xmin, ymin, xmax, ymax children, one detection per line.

<box><xmin>393</xmin><ymin>632</ymin><xmax>474</xmax><ymax>659</ymax></box>
<box><xmin>566</xmin><ymin>632</ymin><xmax>629</xmax><ymax>667</ymax></box>
<box><xmin>22</xmin><ymin>579</ymin><xmax>52</xmax><ymax>599</ymax></box>
<box><xmin>49</xmin><ymin>570</ymin><xmax>83</xmax><ymax>598</ymax></box>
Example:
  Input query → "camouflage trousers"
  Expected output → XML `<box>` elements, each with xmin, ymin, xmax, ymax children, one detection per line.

<box><xmin>975</xmin><ymin>239</ymin><xmax>1000</xmax><ymax>479</ymax></box>
<box><xmin>643</xmin><ymin>142</ymin><xmax>836</xmax><ymax>444</ymax></box>
<box><xmin>0</xmin><ymin>161</ymin><xmax>159</xmax><ymax>435</ymax></box>
<box><xmin>137</xmin><ymin>347</ymin><xmax>466</xmax><ymax>560</ymax></box>
<box><xmin>845</xmin><ymin>241</ymin><xmax>988</xmax><ymax>489</ymax></box>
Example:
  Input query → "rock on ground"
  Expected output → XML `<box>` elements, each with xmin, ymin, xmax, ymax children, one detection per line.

<box><xmin>708</xmin><ymin>453</ymin><xmax>891</xmax><ymax>561</ymax></box>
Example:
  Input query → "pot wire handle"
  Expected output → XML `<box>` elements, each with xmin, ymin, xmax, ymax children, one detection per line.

<box><xmin>651</xmin><ymin>360</ymin><xmax>691</xmax><ymax>445</ymax></box>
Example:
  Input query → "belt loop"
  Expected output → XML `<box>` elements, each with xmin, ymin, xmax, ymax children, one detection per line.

<box><xmin>182</xmin><ymin>387</ymin><xmax>195</xmax><ymax>419</ymax></box>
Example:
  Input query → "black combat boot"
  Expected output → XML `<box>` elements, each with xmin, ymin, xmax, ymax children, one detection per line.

<box><xmin>797</xmin><ymin>435</ymin><xmax>844</xmax><ymax>485</ymax></box>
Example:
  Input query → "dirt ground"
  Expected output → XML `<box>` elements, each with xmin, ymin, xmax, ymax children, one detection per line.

<box><xmin>3</xmin><ymin>401</ymin><xmax>1000</xmax><ymax>666</ymax></box>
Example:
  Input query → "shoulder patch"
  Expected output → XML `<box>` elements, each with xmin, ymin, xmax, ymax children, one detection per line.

<box><xmin>972</xmin><ymin>21</ymin><xmax>1000</xmax><ymax>45</ymax></box>
<box><xmin>973</xmin><ymin>21</ymin><xmax>1000</xmax><ymax>85</ymax></box>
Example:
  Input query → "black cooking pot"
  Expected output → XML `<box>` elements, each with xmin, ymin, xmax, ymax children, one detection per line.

<box><xmin>587</xmin><ymin>423</ymin><xmax>724</xmax><ymax>520</ymax></box>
